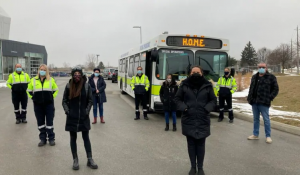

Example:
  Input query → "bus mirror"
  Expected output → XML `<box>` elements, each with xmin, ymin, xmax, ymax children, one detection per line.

<box><xmin>151</xmin><ymin>49</ymin><xmax>159</xmax><ymax>62</ymax></box>
<box><xmin>230</xmin><ymin>68</ymin><xmax>235</xmax><ymax>77</ymax></box>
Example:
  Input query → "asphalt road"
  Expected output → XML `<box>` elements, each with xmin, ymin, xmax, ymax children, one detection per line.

<box><xmin>0</xmin><ymin>77</ymin><xmax>300</xmax><ymax>175</ymax></box>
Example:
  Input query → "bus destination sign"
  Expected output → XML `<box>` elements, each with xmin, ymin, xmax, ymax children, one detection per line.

<box><xmin>166</xmin><ymin>36</ymin><xmax>222</xmax><ymax>49</ymax></box>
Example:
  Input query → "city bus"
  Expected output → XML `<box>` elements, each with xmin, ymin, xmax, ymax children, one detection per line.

<box><xmin>118</xmin><ymin>34</ymin><xmax>232</xmax><ymax>113</ymax></box>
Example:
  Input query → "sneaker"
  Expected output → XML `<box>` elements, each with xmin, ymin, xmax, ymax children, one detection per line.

<box><xmin>247</xmin><ymin>135</ymin><xmax>259</xmax><ymax>140</ymax></box>
<box><xmin>266</xmin><ymin>137</ymin><xmax>272</xmax><ymax>144</ymax></box>
<box><xmin>16</xmin><ymin>119</ymin><xmax>21</xmax><ymax>124</ymax></box>
<box><xmin>229</xmin><ymin>119</ymin><xmax>234</xmax><ymax>123</ymax></box>
<box><xmin>22</xmin><ymin>119</ymin><xmax>28</xmax><ymax>123</ymax></box>
<box><xmin>217</xmin><ymin>118</ymin><xmax>223</xmax><ymax>122</ymax></box>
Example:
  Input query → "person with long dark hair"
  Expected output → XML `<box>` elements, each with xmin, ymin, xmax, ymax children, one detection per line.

<box><xmin>159</xmin><ymin>74</ymin><xmax>178</xmax><ymax>131</ymax></box>
<box><xmin>62</xmin><ymin>67</ymin><xmax>98</xmax><ymax>170</ymax></box>
<box><xmin>174</xmin><ymin>66</ymin><xmax>216</xmax><ymax>175</ymax></box>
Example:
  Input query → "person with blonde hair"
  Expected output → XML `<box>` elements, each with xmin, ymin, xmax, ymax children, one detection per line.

<box><xmin>27</xmin><ymin>64</ymin><xmax>59</xmax><ymax>147</ymax></box>
<box><xmin>215</xmin><ymin>67</ymin><xmax>237</xmax><ymax>123</ymax></box>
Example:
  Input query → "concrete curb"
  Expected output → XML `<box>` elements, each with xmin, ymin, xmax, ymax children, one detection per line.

<box><xmin>211</xmin><ymin>112</ymin><xmax>300</xmax><ymax>136</ymax></box>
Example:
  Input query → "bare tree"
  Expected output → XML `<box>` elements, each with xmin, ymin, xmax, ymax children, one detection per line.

<box><xmin>85</xmin><ymin>54</ymin><xmax>97</xmax><ymax>70</ymax></box>
<box><xmin>267</xmin><ymin>44</ymin><xmax>291</xmax><ymax>73</ymax></box>
<box><xmin>257</xmin><ymin>47</ymin><xmax>272</xmax><ymax>63</ymax></box>
<box><xmin>63</xmin><ymin>62</ymin><xmax>71</xmax><ymax>68</ymax></box>
<box><xmin>48</xmin><ymin>64</ymin><xmax>55</xmax><ymax>71</ymax></box>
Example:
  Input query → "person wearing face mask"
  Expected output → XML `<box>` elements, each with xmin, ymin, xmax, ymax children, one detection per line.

<box><xmin>174</xmin><ymin>66</ymin><xmax>216</xmax><ymax>175</ymax></box>
<box><xmin>159</xmin><ymin>74</ymin><xmax>178</xmax><ymax>131</ymax></box>
<box><xmin>130</xmin><ymin>66</ymin><xmax>150</xmax><ymax>120</ymax></box>
<box><xmin>62</xmin><ymin>67</ymin><xmax>98</xmax><ymax>170</ymax></box>
<box><xmin>215</xmin><ymin>67</ymin><xmax>237</xmax><ymax>123</ymax></box>
<box><xmin>6</xmin><ymin>63</ymin><xmax>31</xmax><ymax>124</ymax></box>
<box><xmin>247</xmin><ymin>63</ymin><xmax>279</xmax><ymax>144</ymax></box>
<box><xmin>88</xmin><ymin>68</ymin><xmax>107</xmax><ymax>124</ymax></box>
<box><xmin>27</xmin><ymin>64</ymin><xmax>58</xmax><ymax>147</ymax></box>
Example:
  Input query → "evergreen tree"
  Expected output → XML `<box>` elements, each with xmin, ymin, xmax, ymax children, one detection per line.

<box><xmin>228</xmin><ymin>55</ymin><xmax>237</xmax><ymax>66</ymax></box>
<box><xmin>98</xmin><ymin>61</ymin><xmax>105</xmax><ymax>69</ymax></box>
<box><xmin>240</xmin><ymin>41</ymin><xmax>258</xmax><ymax>66</ymax></box>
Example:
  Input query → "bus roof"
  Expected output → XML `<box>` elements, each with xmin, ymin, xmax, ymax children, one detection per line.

<box><xmin>120</xmin><ymin>34</ymin><xmax>230</xmax><ymax>58</ymax></box>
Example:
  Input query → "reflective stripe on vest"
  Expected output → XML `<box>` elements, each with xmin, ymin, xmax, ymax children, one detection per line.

<box><xmin>32</xmin><ymin>78</ymin><xmax>53</xmax><ymax>93</ymax></box>
<box><xmin>219</xmin><ymin>77</ymin><xmax>233</xmax><ymax>89</ymax></box>
<box><xmin>134</xmin><ymin>75</ymin><xmax>147</xmax><ymax>86</ymax></box>
<box><xmin>12</xmin><ymin>73</ymin><xmax>27</xmax><ymax>85</ymax></box>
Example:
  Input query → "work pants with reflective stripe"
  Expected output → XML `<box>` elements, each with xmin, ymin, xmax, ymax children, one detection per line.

<box><xmin>135</xmin><ymin>94</ymin><xmax>147</xmax><ymax>115</ymax></box>
<box><xmin>34</xmin><ymin>102</ymin><xmax>55</xmax><ymax>141</ymax></box>
<box><xmin>12</xmin><ymin>92</ymin><xmax>28</xmax><ymax>119</ymax></box>
<box><xmin>219</xmin><ymin>94</ymin><xmax>233</xmax><ymax>120</ymax></box>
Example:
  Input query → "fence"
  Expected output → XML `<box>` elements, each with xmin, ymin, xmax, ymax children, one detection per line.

<box><xmin>230</xmin><ymin>64</ymin><xmax>281</xmax><ymax>75</ymax></box>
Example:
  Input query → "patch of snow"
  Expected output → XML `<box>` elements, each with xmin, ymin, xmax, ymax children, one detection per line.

<box><xmin>0</xmin><ymin>83</ymin><xmax>7</xmax><ymax>88</ymax></box>
<box><xmin>232</xmin><ymin>88</ymin><xmax>249</xmax><ymax>98</ymax></box>
<box><xmin>233</xmin><ymin>103</ymin><xmax>300</xmax><ymax>118</ymax></box>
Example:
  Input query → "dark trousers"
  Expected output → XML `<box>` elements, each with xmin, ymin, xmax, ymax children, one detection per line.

<box><xmin>70</xmin><ymin>131</ymin><xmax>92</xmax><ymax>157</ymax></box>
<box><xmin>219</xmin><ymin>94</ymin><xmax>233</xmax><ymax>120</ymax></box>
<box><xmin>12</xmin><ymin>92</ymin><xmax>28</xmax><ymax>119</ymax></box>
<box><xmin>135</xmin><ymin>94</ymin><xmax>147</xmax><ymax>114</ymax></box>
<box><xmin>34</xmin><ymin>103</ymin><xmax>55</xmax><ymax>141</ymax></box>
<box><xmin>186</xmin><ymin>136</ymin><xmax>206</xmax><ymax>169</ymax></box>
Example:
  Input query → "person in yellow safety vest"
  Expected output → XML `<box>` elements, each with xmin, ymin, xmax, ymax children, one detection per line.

<box><xmin>130</xmin><ymin>66</ymin><xmax>150</xmax><ymax>120</ymax></box>
<box><xmin>27</xmin><ymin>64</ymin><xmax>59</xmax><ymax>147</ymax></box>
<box><xmin>215</xmin><ymin>67</ymin><xmax>237</xmax><ymax>123</ymax></box>
<box><xmin>6</xmin><ymin>63</ymin><xmax>31</xmax><ymax>124</ymax></box>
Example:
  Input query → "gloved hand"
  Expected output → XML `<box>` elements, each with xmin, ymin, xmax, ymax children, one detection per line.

<box><xmin>65</xmin><ymin>111</ymin><xmax>69</xmax><ymax>116</ymax></box>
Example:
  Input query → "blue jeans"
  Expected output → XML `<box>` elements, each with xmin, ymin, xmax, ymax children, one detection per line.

<box><xmin>252</xmin><ymin>103</ymin><xmax>271</xmax><ymax>137</ymax></box>
<box><xmin>165</xmin><ymin>111</ymin><xmax>176</xmax><ymax>124</ymax></box>
<box><xmin>93</xmin><ymin>96</ymin><xmax>103</xmax><ymax>117</ymax></box>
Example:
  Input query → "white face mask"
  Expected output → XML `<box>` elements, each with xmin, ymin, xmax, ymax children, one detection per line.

<box><xmin>167</xmin><ymin>79</ymin><xmax>171</xmax><ymax>82</ymax></box>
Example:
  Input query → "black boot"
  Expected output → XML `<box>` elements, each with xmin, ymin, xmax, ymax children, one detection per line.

<box><xmin>134</xmin><ymin>111</ymin><xmax>140</xmax><ymax>120</ymax></box>
<box><xmin>15</xmin><ymin>111</ymin><xmax>21</xmax><ymax>124</ymax></box>
<box><xmin>197</xmin><ymin>168</ymin><xmax>205</xmax><ymax>175</ymax></box>
<box><xmin>38</xmin><ymin>140</ymin><xmax>46</xmax><ymax>147</ymax></box>
<box><xmin>87</xmin><ymin>152</ymin><xmax>98</xmax><ymax>169</ymax></box>
<box><xmin>229</xmin><ymin>111</ymin><xmax>234</xmax><ymax>123</ymax></box>
<box><xmin>16</xmin><ymin>119</ymin><xmax>21</xmax><ymax>124</ymax></box>
<box><xmin>143</xmin><ymin>112</ymin><xmax>149</xmax><ymax>120</ymax></box>
<box><xmin>218</xmin><ymin>110</ymin><xmax>224</xmax><ymax>122</ymax></box>
<box><xmin>21</xmin><ymin>111</ymin><xmax>27</xmax><ymax>123</ymax></box>
<box><xmin>72</xmin><ymin>153</ymin><xmax>79</xmax><ymax>170</ymax></box>
<box><xmin>165</xmin><ymin>124</ymin><xmax>169</xmax><ymax>131</ymax></box>
<box><xmin>173</xmin><ymin>124</ymin><xmax>177</xmax><ymax>131</ymax></box>
<box><xmin>189</xmin><ymin>167</ymin><xmax>197</xmax><ymax>175</ymax></box>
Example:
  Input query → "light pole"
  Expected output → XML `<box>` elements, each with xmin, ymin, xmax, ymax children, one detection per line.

<box><xmin>133</xmin><ymin>26</ymin><xmax>142</xmax><ymax>44</ymax></box>
<box><xmin>96</xmin><ymin>54</ymin><xmax>99</xmax><ymax>68</ymax></box>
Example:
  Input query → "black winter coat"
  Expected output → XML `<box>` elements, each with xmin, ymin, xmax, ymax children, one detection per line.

<box><xmin>159</xmin><ymin>81</ymin><xmax>178</xmax><ymax>111</ymax></box>
<box><xmin>174</xmin><ymin>78</ymin><xmax>217</xmax><ymax>139</ymax></box>
<box><xmin>62</xmin><ymin>77</ymin><xmax>93</xmax><ymax>132</ymax></box>
<box><xmin>89</xmin><ymin>75</ymin><xmax>107</xmax><ymax>103</ymax></box>
<box><xmin>247</xmin><ymin>72</ymin><xmax>279</xmax><ymax>107</ymax></box>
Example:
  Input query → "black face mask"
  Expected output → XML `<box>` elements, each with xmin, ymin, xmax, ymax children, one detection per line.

<box><xmin>224</xmin><ymin>72</ymin><xmax>229</xmax><ymax>76</ymax></box>
<box><xmin>190</xmin><ymin>73</ymin><xmax>204</xmax><ymax>84</ymax></box>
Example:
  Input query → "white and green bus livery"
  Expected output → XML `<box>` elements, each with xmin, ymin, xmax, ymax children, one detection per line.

<box><xmin>118</xmin><ymin>34</ymin><xmax>232</xmax><ymax>112</ymax></box>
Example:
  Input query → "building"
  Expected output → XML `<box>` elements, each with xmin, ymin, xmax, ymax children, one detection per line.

<box><xmin>0</xmin><ymin>40</ymin><xmax>48</xmax><ymax>80</ymax></box>
<box><xmin>0</xmin><ymin>7</ymin><xmax>47</xmax><ymax>80</ymax></box>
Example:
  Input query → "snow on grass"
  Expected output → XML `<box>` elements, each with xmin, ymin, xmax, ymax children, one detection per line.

<box><xmin>233</xmin><ymin>102</ymin><xmax>300</xmax><ymax>118</ymax></box>
<box><xmin>0</xmin><ymin>82</ymin><xmax>7</xmax><ymax>88</ymax></box>
<box><xmin>232</xmin><ymin>88</ymin><xmax>249</xmax><ymax>98</ymax></box>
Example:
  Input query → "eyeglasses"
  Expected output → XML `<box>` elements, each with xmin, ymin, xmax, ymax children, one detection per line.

<box><xmin>258</xmin><ymin>67</ymin><xmax>266</xmax><ymax>69</ymax></box>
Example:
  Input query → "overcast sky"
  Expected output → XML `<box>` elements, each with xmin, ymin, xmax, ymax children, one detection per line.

<box><xmin>1</xmin><ymin>0</ymin><xmax>300</xmax><ymax>67</ymax></box>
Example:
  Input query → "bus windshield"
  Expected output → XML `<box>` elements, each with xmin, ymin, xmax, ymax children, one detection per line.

<box><xmin>195</xmin><ymin>51</ymin><xmax>228</xmax><ymax>82</ymax></box>
<box><xmin>156</xmin><ymin>49</ymin><xmax>194</xmax><ymax>81</ymax></box>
